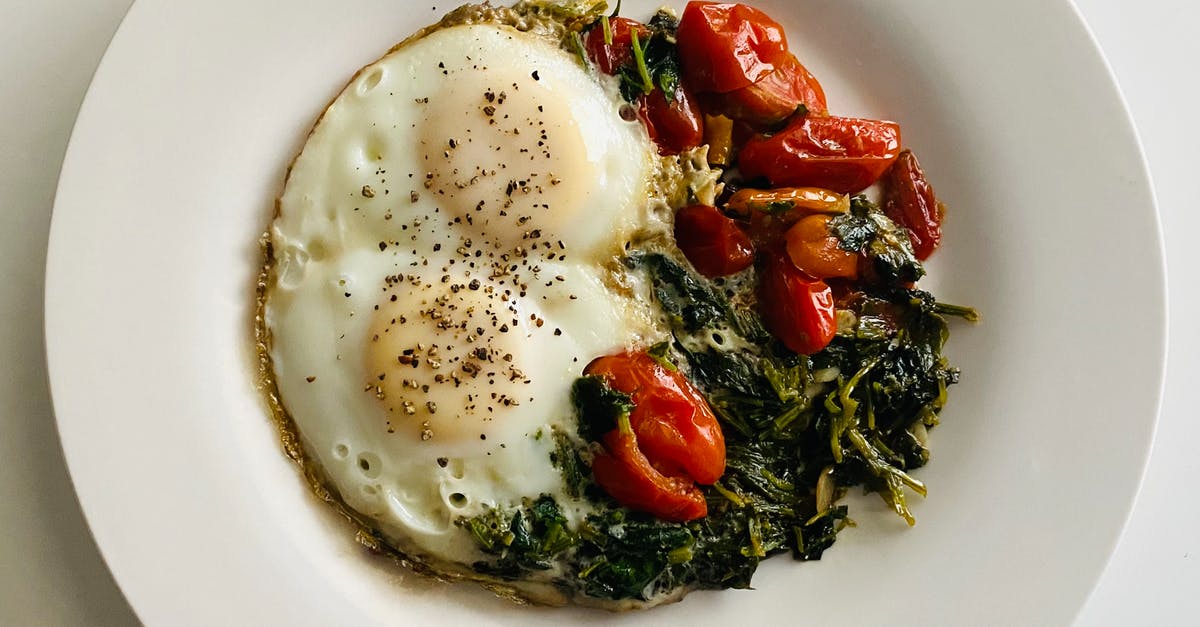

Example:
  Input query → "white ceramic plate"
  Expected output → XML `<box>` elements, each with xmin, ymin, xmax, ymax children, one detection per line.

<box><xmin>46</xmin><ymin>0</ymin><xmax>1165</xmax><ymax>625</ymax></box>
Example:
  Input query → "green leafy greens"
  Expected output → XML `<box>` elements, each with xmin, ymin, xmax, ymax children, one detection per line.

<box><xmin>570</xmin><ymin>375</ymin><xmax>635</xmax><ymax>442</ymax></box>
<box><xmin>459</xmin><ymin>249</ymin><xmax>970</xmax><ymax>601</ymax></box>
<box><xmin>829</xmin><ymin>196</ymin><xmax>925</xmax><ymax>284</ymax></box>
<box><xmin>616</xmin><ymin>11</ymin><xmax>682</xmax><ymax>102</ymax></box>
<box><xmin>461</xmin><ymin>495</ymin><xmax>577</xmax><ymax>578</ymax></box>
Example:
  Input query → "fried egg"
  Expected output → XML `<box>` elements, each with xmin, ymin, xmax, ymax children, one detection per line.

<box><xmin>263</xmin><ymin>17</ymin><xmax>662</xmax><ymax>583</ymax></box>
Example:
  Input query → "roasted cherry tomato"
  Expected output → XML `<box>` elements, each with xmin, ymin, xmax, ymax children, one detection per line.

<box><xmin>784</xmin><ymin>214</ymin><xmax>859</xmax><ymax>280</ymax></box>
<box><xmin>745</xmin><ymin>208</ymin><xmax>801</xmax><ymax>247</ymax></box>
<box><xmin>716</xmin><ymin>53</ymin><xmax>827</xmax><ymax>126</ymax></box>
<box><xmin>584</xmin><ymin>351</ymin><xmax>726</xmax><ymax>521</ymax></box>
<box><xmin>738</xmin><ymin>115</ymin><xmax>902</xmax><ymax>194</ymax></box>
<box><xmin>583</xmin><ymin>16</ymin><xmax>703</xmax><ymax>155</ymax></box>
<box><xmin>583</xmin><ymin>16</ymin><xmax>650</xmax><ymax>75</ymax></box>
<box><xmin>758</xmin><ymin>250</ymin><xmax>837</xmax><ymax>354</ymax></box>
<box><xmin>735</xmin><ymin>188</ymin><xmax>846</xmax><ymax>249</ymax></box>
<box><xmin>725</xmin><ymin>186</ymin><xmax>847</xmax><ymax>219</ymax></box>
<box><xmin>590</xmin><ymin>427</ymin><xmax>708</xmax><ymax>523</ymax></box>
<box><xmin>674</xmin><ymin>204</ymin><xmax>755</xmax><ymax>277</ymax></box>
<box><xmin>676</xmin><ymin>2</ymin><xmax>789</xmax><ymax>94</ymax></box>
<box><xmin>639</xmin><ymin>82</ymin><xmax>706</xmax><ymax>155</ymax></box>
<box><xmin>882</xmin><ymin>149</ymin><xmax>943</xmax><ymax>260</ymax></box>
<box><xmin>585</xmin><ymin>351</ymin><xmax>725</xmax><ymax>483</ymax></box>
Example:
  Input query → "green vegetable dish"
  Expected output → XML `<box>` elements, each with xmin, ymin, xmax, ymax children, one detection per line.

<box><xmin>259</xmin><ymin>0</ymin><xmax>979</xmax><ymax>610</ymax></box>
<box><xmin>445</xmin><ymin>1</ymin><xmax>979</xmax><ymax>606</ymax></box>
<box><xmin>462</xmin><ymin>199</ymin><xmax>977</xmax><ymax>603</ymax></box>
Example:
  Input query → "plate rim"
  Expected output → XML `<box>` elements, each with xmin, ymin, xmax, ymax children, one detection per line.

<box><xmin>44</xmin><ymin>0</ymin><xmax>1168</xmax><ymax>624</ymax></box>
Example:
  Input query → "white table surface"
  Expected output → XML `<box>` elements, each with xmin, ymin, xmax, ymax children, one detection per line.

<box><xmin>1</xmin><ymin>1</ymin><xmax>1194</xmax><ymax>624</ymax></box>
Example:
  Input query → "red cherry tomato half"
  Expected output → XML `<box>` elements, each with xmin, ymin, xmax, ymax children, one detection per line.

<box><xmin>585</xmin><ymin>351</ymin><xmax>726</xmax><ymax>484</ymax></box>
<box><xmin>716</xmin><ymin>53</ymin><xmax>827</xmax><ymax>126</ymax></box>
<box><xmin>638</xmin><ymin>82</ymin><xmax>706</xmax><ymax>155</ymax></box>
<box><xmin>738</xmin><ymin>115</ymin><xmax>902</xmax><ymax>194</ymax></box>
<box><xmin>677</xmin><ymin>2</ymin><xmax>790</xmax><ymax>94</ymax></box>
<box><xmin>581</xmin><ymin>17</ymin><xmax>703</xmax><ymax>155</ymax></box>
<box><xmin>758</xmin><ymin>250</ymin><xmax>837</xmax><ymax>354</ymax></box>
<box><xmin>583</xmin><ymin>17</ymin><xmax>650</xmax><ymax>75</ymax></box>
<box><xmin>674</xmin><ymin>204</ymin><xmax>755</xmax><ymax>277</ymax></box>
<box><xmin>883</xmin><ymin>149</ymin><xmax>943</xmax><ymax>260</ymax></box>
<box><xmin>584</xmin><ymin>351</ymin><xmax>726</xmax><ymax>520</ymax></box>
<box><xmin>590</xmin><ymin>429</ymin><xmax>708</xmax><ymax>523</ymax></box>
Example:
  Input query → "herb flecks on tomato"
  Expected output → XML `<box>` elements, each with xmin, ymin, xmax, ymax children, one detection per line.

<box><xmin>584</xmin><ymin>14</ymin><xmax>703</xmax><ymax>155</ymax></box>
<box><xmin>784</xmin><ymin>214</ymin><xmax>859</xmax><ymax>280</ymax></box>
<box><xmin>739</xmin><ymin>115</ymin><xmax>902</xmax><ymax>194</ymax></box>
<box><xmin>583</xmin><ymin>350</ymin><xmax>726</xmax><ymax>522</ymax></box>
<box><xmin>725</xmin><ymin>187</ymin><xmax>848</xmax><ymax>238</ymax></box>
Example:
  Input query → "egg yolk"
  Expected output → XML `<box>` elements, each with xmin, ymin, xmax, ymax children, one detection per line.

<box><xmin>419</xmin><ymin>61</ymin><xmax>596</xmax><ymax>255</ymax></box>
<box><xmin>363</xmin><ymin>276</ymin><xmax>552</xmax><ymax>445</ymax></box>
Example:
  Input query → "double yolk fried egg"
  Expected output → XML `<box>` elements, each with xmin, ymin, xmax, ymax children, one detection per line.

<box><xmin>263</xmin><ymin>15</ymin><xmax>669</xmax><ymax>583</ymax></box>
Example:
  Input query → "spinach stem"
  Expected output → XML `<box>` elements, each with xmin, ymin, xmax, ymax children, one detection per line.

<box><xmin>629</xmin><ymin>30</ymin><xmax>654</xmax><ymax>94</ymax></box>
<box><xmin>934</xmin><ymin>301</ymin><xmax>981</xmax><ymax>322</ymax></box>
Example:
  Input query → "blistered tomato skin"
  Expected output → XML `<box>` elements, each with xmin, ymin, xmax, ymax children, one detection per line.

<box><xmin>584</xmin><ymin>351</ymin><xmax>726</xmax><ymax>521</ymax></box>
<box><xmin>758</xmin><ymin>251</ymin><xmax>837</xmax><ymax>355</ymax></box>
<box><xmin>585</xmin><ymin>352</ymin><xmax>726</xmax><ymax>483</ymax></box>
<box><xmin>716</xmin><ymin>53</ymin><xmax>827</xmax><ymax>125</ymax></box>
<box><xmin>638</xmin><ymin>83</ymin><xmax>706</xmax><ymax>155</ymax></box>
<box><xmin>674</xmin><ymin>204</ymin><xmax>755</xmax><ymax>277</ymax></box>
<box><xmin>590</xmin><ymin>429</ymin><xmax>708</xmax><ymax>522</ymax></box>
<box><xmin>676</xmin><ymin>2</ymin><xmax>790</xmax><ymax>94</ymax></box>
<box><xmin>883</xmin><ymin>149</ymin><xmax>943</xmax><ymax>260</ymax></box>
<box><xmin>738</xmin><ymin>115</ymin><xmax>903</xmax><ymax>194</ymax></box>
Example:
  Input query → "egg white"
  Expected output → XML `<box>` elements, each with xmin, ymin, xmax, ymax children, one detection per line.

<box><xmin>264</xmin><ymin>21</ymin><xmax>662</xmax><ymax>571</ymax></box>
